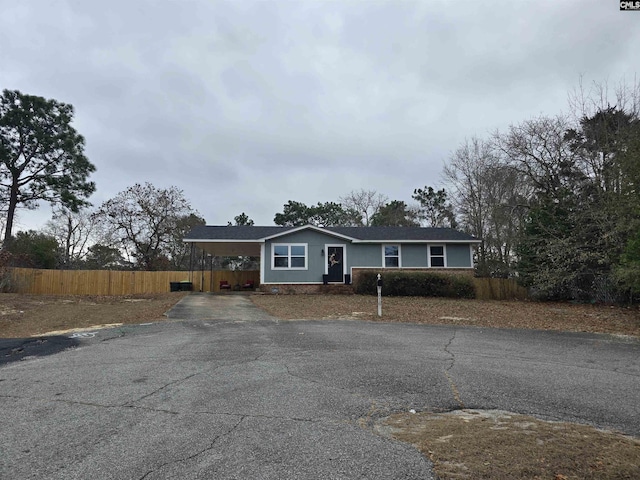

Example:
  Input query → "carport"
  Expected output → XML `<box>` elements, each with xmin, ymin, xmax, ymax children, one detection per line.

<box><xmin>184</xmin><ymin>241</ymin><xmax>262</xmax><ymax>293</ymax></box>
<box><xmin>183</xmin><ymin>225</ymin><xmax>279</xmax><ymax>292</ymax></box>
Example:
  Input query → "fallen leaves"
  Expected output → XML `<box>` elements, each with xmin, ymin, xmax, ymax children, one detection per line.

<box><xmin>251</xmin><ymin>295</ymin><xmax>640</xmax><ymax>336</ymax></box>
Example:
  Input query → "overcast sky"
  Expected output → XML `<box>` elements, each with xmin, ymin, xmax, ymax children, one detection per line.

<box><xmin>1</xmin><ymin>0</ymin><xmax>638</xmax><ymax>229</ymax></box>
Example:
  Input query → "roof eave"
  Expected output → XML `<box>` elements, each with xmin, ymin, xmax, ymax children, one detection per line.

<box><xmin>262</xmin><ymin>224</ymin><xmax>358</xmax><ymax>242</ymax></box>
<box><xmin>183</xmin><ymin>238</ymin><xmax>266</xmax><ymax>243</ymax></box>
<box><xmin>355</xmin><ymin>239</ymin><xmax>482</xmax><ymax>244</ymax></box>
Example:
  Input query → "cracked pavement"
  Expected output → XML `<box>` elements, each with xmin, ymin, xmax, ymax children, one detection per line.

<box><xmin>443</xmin><ymin>329</ymin><xmax>465</xmax><ymax>409</ymax></box>
<box><xmin>1</xmin><ymin>294</ymin><xmax>639</xmax><ymax>479</ymax></box>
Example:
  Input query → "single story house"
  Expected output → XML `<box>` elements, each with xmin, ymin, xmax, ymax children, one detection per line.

<box><xmin>184</xmin><ymin>225</ymin><xmax>480</xmax><ymax>292</ymax></box>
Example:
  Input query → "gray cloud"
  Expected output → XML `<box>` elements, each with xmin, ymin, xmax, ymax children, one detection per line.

<box><xmin>1</xmin><ymin>0</ymin><xmax>638</xmax><ymax>230</ymax></box>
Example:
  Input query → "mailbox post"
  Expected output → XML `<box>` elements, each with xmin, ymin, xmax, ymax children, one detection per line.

<box><xmin>377</xmin><ymin>273</ymin><xmax>383</xmax><ymax>317</ymax></box>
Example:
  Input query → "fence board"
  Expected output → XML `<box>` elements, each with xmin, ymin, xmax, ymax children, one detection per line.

<box><xmin>7</xmin><ymin>268</ymin><xmax>526</xmax><ymax>300</ymax></box>
<box><xmin>473</xmin><ymin>277</ymin><xmax>529</xmax><ymax>300</ymax></box>
<box><xmin>7</xmin><ymin>268</ymin><xmax>260</xmax><ymax>296</ymax></box>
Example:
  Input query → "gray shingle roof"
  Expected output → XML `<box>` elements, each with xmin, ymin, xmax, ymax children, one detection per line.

<box><xmin>185</xmin><ymin>225</ymin><xmax>479</xmax><ymax>242</ymax></box>
<box><xmin>325</xmin><ymin>226</ymin><xmax>478</xmax><ymax>241</ymax></box>
<box><xmin>184</xmin><ymin>225</ymin><xmax>293</xmax><ymax>240</ymax></box>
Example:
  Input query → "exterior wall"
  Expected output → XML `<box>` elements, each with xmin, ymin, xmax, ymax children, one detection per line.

<box><xmin>348</xmin><ymin>244</ymin><xmax>381</xmax><ymax>268</ymax></box>
<box><xmin>263</xmin><ymin>230</ymin><xmax>352</xmax><ymax>284</ymax></box>
<box><xmin>263</xmin><ymin>229</ymin><xmax>475</xmax><ymax>284</ymax></box>
<box><xmin>401</xmin><ymin>244</ymin><xmax>429</xmax><ymax>267</ymax></box>
<box><xmin>445</xmin><ymin>244</ymin><xmax>473</xmax><ymax>268</ymax></box>
<box><xmin>349</xmin><ymin>243</ymin><xmax>473</xmax><ymax>272</ymax></box>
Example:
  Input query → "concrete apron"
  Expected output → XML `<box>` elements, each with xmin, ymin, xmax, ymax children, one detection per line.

<box><xmin>165</xmin><ymin>292</ymin><xmax>277</xmax><ymax>322</ymax></box>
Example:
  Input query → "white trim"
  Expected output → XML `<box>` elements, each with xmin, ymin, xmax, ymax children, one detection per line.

<box><xmin>428</xmin><ymin>244</ymin><xmax>447</xmax><ymax>268</ymax></box>
<box><xmin>261</xmin><ymin>281</ymin><xmax>325</xmax><ymax>285</ymax></box>
<box><xmin>382</xmin><ymin>244</ymin><xmax>402</xmax><ymax>268</ymax></box>
<box><xmin>262</xmin><ymin>224</ymin><xmax>358</xmax><ymax>242</ymax></box>
<box><xmin>355</xmin><ymin>239</ymin><xmax>481</xmax><ymax>244</ymax></box>
<box><xmin>185</xmin><ymin>237</ymin><xmax>480</xmax><ymax>245</ymax></box>
<box><xmin>324</xmin><ymin>243</ymin><xmax>347</xmax><ymax>281</ymax></box>
<box><xmin>183</xmin><ymin>238</ymin><xmax>265</xmax><ymax>243</ymax></box>
<box><xmin>260</xmin><ymin>243</ymin><xmax>266</xmax><ymax>284</ymax></box>
<box><xmin>186</xmin><ymin>225</ymin><xmax>481</xmax><ymax>245</ymax></box>
<box><xmin>350</xmin><ymin>265</ymin><xmax>474</xmax><ymax>273</ymax></box>
<box><xmin>272</xmin><ymin>243</ymin><xmax>308</xmax><ymax>270</ymax></box>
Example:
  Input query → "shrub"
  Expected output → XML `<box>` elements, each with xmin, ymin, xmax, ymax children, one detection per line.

<box><xmin>354</xmin><ymin>271</ymin><xmax>475</xmax><ymax>298</ymax></box>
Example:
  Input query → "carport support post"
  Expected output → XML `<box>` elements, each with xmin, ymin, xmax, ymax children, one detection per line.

<box><xmin>200</xmin><ymin>249</ymin><xmax>205</xmax><ymax>292</ymax></box>
<box><xmin>189</xmin><ymin>243</ymin><xmax>194</xmax><ymax>283</ymax></box>
<box><xmin>377</xmin><ymin>274</ymin><xmax>382</xmax><ymax>317</ymax></box>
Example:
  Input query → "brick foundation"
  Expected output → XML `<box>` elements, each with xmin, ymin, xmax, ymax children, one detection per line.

<box><xmin>259</xmin><ymin>284</ymin><xmax>355</xmax><ymax>295</ymax></box>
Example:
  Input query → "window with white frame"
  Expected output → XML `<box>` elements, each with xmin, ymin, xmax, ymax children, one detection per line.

<box><xmin>383</xmin><ymin>245</ymin><xmax>400</xmax><ymax>267</ymax></box>
<box><xmin>272</xmin><ymin>244</ymin><xmax>307</xmax><ymax>269</ymax></box>
<box><xmin>429</xmin><ymin>245</ymin><xmax>445</xmax><ymax>267</ymax></box>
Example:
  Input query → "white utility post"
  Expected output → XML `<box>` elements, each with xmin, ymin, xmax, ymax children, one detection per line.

<box><xmin>377</xmin><ymin>273</ymin><xmax>382</xmax><ymax>317</ymax></box>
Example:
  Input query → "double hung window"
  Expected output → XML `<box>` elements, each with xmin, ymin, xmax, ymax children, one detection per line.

<box><xmin>273</xmin><ymin>244</ymin><xmax>307</xmax><ymax>269</ymax></box>
<box><xmin>383</xmin><ymin>245</ymin><xmax>400</xmax><ymax>267</ymax></box>
<box><xmin>429</xmin><ymin>245</ymin><xmax>445</xmax><ymax>267</ymax></box>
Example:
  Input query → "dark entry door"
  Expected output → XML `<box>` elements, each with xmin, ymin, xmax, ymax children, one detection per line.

<box><xmin>327</xmin><ymin>246</ymin><xmax>344</xmax><ymax>282</ymax></box>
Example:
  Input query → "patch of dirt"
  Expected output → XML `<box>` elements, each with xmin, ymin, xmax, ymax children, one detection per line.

<box><xmin>251</xmin><ymin>295</ymin><xmax>640</xmax><ymax>337</ymax></box>
<box><xmin>0</xmin><ymin>292</ymin><xmax>189</xmax><ymax>338</ymax></box>
<box><xmin>381</xmin><ymin>409</ymin><xmax>640</xmax><ymax>479</ymax></box>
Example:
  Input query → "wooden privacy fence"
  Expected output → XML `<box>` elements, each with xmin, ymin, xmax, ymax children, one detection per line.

<box><xmin>473</xmin><ymin>277</ymin><xmax>529</xmax><ymax>301</ymax></box>
<box><xmin>7</xmin><ymin>268</ymin><xmax>260</xmax><ymax>295</ymax></box>
<box><xmin>6</xmin><ymin>268</ymin><xmax>526</xmax><ymax>300</ymax></box>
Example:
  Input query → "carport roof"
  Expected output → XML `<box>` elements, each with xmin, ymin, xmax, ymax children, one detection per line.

<box><xmin>184</xmin><ymin>225</ymin><xmax>295</xmax><ymax>241</ymax></box>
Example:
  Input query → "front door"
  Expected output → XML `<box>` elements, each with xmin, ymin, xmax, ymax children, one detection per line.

<box><xmin>326</xmin><ymin>246</ymin><xmax>344</xmax><ymax>282</ymax></box>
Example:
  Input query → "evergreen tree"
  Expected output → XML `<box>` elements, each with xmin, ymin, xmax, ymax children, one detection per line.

<box><xmin>0</xmin><ymin>90</ymin><xmax>95</xmax><ymax>244</ymax></box>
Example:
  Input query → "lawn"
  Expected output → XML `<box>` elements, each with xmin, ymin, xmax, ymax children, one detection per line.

<box><xmin>251</xmin><ymin>294</ymin><xmax>640</xmax><ymax>337</ymax></box>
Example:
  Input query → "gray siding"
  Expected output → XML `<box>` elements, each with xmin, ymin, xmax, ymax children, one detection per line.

<box><xmin>263</xmin><ymin>229</ymin><xmax>474</xmax><ymax>283</ymax></box>
<box><xmin>446</xmin><ymin>244</ymin><xmax>472</xmax><ymax>267</ymax></box>
<box><xmin>348</xmin><ymin>244</ymin><xmax>381</xmax><ymax>268</ymax></box>
<box><xmin>348</xmin><ymin>243</ymin><xmax>472</xmax><ymax>269</ymax></box>
<box><xmin>402</xmin><ymin>244</ymin><xmax>429</xmax><ymax>267</ymax></box>
<box><xmin>264</xmin><ymin>230</ymin><xmax>352</xmax><ymax>283</ymax></box>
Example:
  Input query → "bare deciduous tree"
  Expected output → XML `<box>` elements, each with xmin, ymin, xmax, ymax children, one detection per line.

<box><xmin>95</xmin><ymin>183</ymin><xmax>200</xmax><ymax>270</ymax></box>
<box><xmin>493</xmin><ymin>115</ymin><xmax>581</xmax><ymax>198</ymax></box>
<box><xmin>339</xmin><ymin>189</ymin><xmax>388</xmax><ymax>226</ymax></box>
<box><xmin>443</xmin><ymin>136</ymin><xmax>530</xmax><ymax>277</ymax></box>
<box><xmin>43</xmin><ymin>207</ymin><xmax>97</xmax><ymax>268</ymax></box>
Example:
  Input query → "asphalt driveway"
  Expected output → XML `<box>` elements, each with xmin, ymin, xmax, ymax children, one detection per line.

<box><xmin>1</xmin><ymin>293</ymin><xmax>638</xmax><ymax>479</ymax></box>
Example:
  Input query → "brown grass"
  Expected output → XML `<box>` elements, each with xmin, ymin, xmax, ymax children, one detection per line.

<box><xmin>0</xmin><ymin>292</ymin><xmax>189</xmax><ymax>338</ymax></box>
<box><xmin>383</xmin><ymin>410</ymin><xmax>640</xmax><ymax>480</ymax></box>
<box><xmin>251</xmin><ymin>295</ymin><xmax>640</xmax><ymax>336</ymax></box>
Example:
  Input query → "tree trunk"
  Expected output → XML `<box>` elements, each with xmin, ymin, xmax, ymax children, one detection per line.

<box><xmin>3</xmin><ymin>181</ymin><xmax>19</xmax><ymax>247</ymax></box>
<box><xmin>63</xmin><ymin>215</ymin><xmax>72</xmax><ymax>268</ymax></box>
